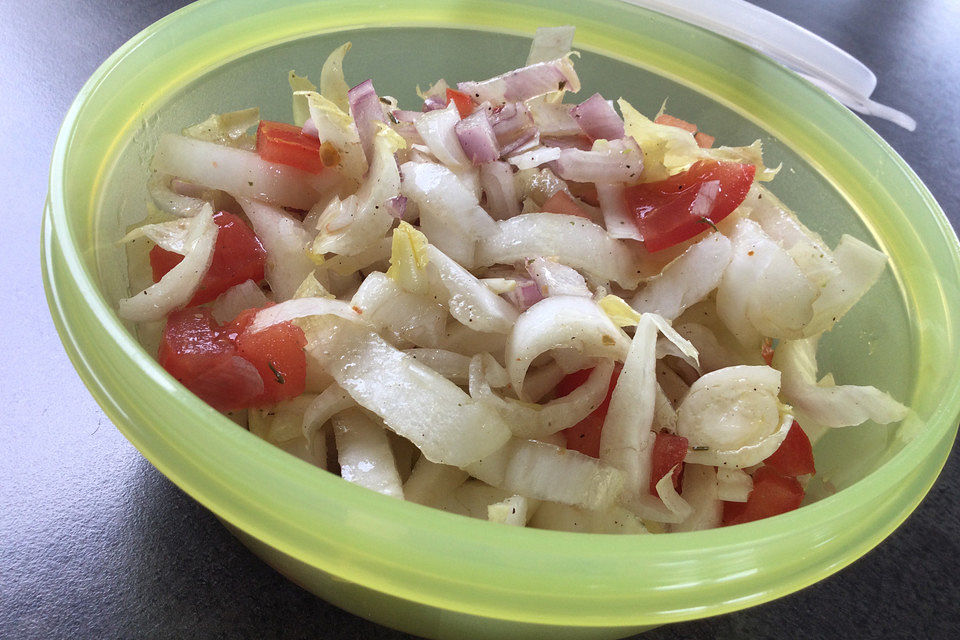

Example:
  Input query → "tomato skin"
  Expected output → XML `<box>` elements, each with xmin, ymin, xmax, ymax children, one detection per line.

<box><xmin>149</xmin><ymin>211</ymin><xmax>266</xmax><ymax>307</ymax></box>
<box><xmin>722</xmin><ymin>466</ymin><xmax>804</xmax><ymax>526</ymax></box>
<box><xmin>445</xmin><ymin>88</ymin><xmax>474</xmax><ymax>118</ymax></box>
<box><xmin>624</xmin><ymin>160</ymin><xmax>756</xmax><ymax>252</ymax></box>
<box><xmin>157</xmin><ymin>309</ymin><xmax>263</xmax><ymax>412</ymax></box>
<box><xmin>558</xmin><ymin>366</ymin><xmax>621</xmax><ymax>458</ymax></box>
<box><xmin>256</xmin><ymin>120</ymin><xmax>325</xmax><ymax>174</ymax></box>
<box><xmin>649</xmin><ymin>432</ymin><xmax>689</xmax><ymax>495</ymax></box>
<box><xmin>763</xmin><ymin>420</ymin><xmax>815</xmax><ymax>477</ymax></box>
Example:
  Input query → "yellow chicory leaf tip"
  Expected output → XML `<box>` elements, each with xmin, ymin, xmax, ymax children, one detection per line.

<box><xmin>599</xmin><ymin>294</ymin><xmax>641</xmax><ymax>327</ymax></box>
<box><xmin>386</xmin><ymin>221</ymin><xmax>430</xmax><ymax>291</ymax></box>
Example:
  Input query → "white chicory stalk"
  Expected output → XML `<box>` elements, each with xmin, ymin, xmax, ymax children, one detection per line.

<box><xmin>247</xmin><ymin>296</ymin><xmax>360</xmax><ymax>333</ymax></box>
<box><xmin>182</xmin><ymin>107</ymin><xmax>260</xmax><ymax>148</ymax></box>
<box><xmin>469</xmin><ymin>353</ymin><xmax>614</xmax><ymax>439</ymax></box>
<box><xmin>118</xmin><ymin>204</ymin><xmax>217</xmax><ymax>322</ymax></box>
<box><xmin>404</xmin><ymin>349</ymin><xmax>473</xmax><ymax>385</ymax></box>
<box><xmin>237</xmin><ymin>197</ymin><xmax>315</xmax><ymax>301</ymax></box>
<box><xmin>505</xmin><ymin>295</ymin><xmax>630</xmax><ymax>396</ymax></box>
<box><xmin>403</xmin><ymin>456</ymin><xmax>469</xmax><ymax>506</ymax></box>
<box><xmin>466</xmin><ymin>438</ymin><xmax>624</xmax><ymax>511</ymax></box>
<box><xmin>333</xmin><ymin>408</ymin><xmax>405</xmax><ymax>499</ymax></box>
<box><xmin>632</xmin><ymin>232</ymin><xmax>733</xmax><ymax>322</ymax></box>
<box><xmin>716</xmin><ymin>467</ymin><xmax>753</xmax><ymax>502</ymax></box>
<box><xmin>597</xmin><ymin>182</ymin><xmax>642</xmax><ymax>241</ymax></box>
<box><xmin>351</xmin><ymin>272</ymin><xmax>447</xmax><ymax>347</ymax></box>
<box><xmin>526</xmin><ymin>257</ymin><xmax>591</xmax><ymax>298</ymax></box>
<box><xmin>311</xmin><ymin>125</ymin><xmax>406</xmax><ymax>256</ymax></box>
<box><xmin>487</xmin><ymin>495</ymin><xmax>534</xmax><ymax>526</ymax></box>
<box><xmin>147</xmin><ymin>172</ymin><xmax>213</xmax><ymax>218</ymax></box>
<box><xmin>774</xmin><ymin>337</ymin><xmax>908</xmax><ymax>427</ymax></box>
<box><xmin>301</xmin><ymin>315</ymin><xmax>512</xmax><ymax>467</ymax></box>
<box><xmin>304</xmin><ymin>91</ymin><xmax>367</xmax><ymax>180</ymax></box>
<box><xmin>671</xmin><ymin>465</ymin><xmax>722</xmax><ymax>532</ymax></box>
<box><xmin>477</xmin><ymin>213</ymin><xmax>646</xmax><ymax>288</ymax></box>
<box><xmin>716</xmin><ymin>218</ymin><xmax>818</xmax><ymax>345</ymax></box>
<box><xmin>677</xmin><ymin>365</ymin><xmax>793</xmax><ymax>468</ymax></box>
<box><xmin>416</xmin><ymin>102</ymin><xmax>472</xmax><ymax>169</ymax></box>
<box><xmin>400</xmin><ymin>161</ymin><xmax>498</xmax><ymax>267</ymax></box>
<box><xmin>210</xmin><ymin>280</ymin><xmax>269</xmax><ymax>324</ymax></box>
<box><xmin>151</xmin><ymin>134</ymin><xmax>340</xmax><ymax>211</ymax></box>
<box><xmin>302</xmin><ymin>383</ymin><xmax>354</xmax><ymax>438</ymax></box>
<box><xmin>426</xmin><ymin>244</ymin><xmax>519</xmax><ymax>334</ymax></box>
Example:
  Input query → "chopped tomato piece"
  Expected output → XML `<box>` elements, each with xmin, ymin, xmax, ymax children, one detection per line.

<box><xmin>722</xmin><ymin>466</ymin><xmax>804</xmax><ymax>526</ymax></box>
<box><xmin>694</xmin><ymin>131</ymin><xmax>715</xmax><ymax>148</ymax></box>
<box><xmin>150</xmin><ymin>211</ymin><xmax>266</xmax><ymax>307</ymax></box>
<box><xmin>763</xmin><ymin>420</ymin><xmax>815</xmax><ymax>477</ymax></box>
<box><xmin>624</xmin><ymin>159</ymin><xmax>756</xmax><ymax>252</ymax></box>
<box><xmin>541</xmin><ymin>190</ymin><xmax>591</xmax><ymax>219</ymax></box>
<box><xmin>445</xmin><ymin>88</ymin><xmax>474</xmax><ymax>118</ymax></box>
<box><xmin>649</xmin><ymin>431</ymin><xmax>688</xmax><ymax>495</ymax></box>
<box><xmin>558</xmin><ymin>366</ymin><xmax>621</xmax><ymax>458</ymax></box>
<box><xmin>158</xmin><ymin>309</ymin><xmax>263</xmax><ymax>412</ymax></box>
<box><xmin>654</xmin><ymin>113</ymin><xmax>697</xmax><ymax>134</ymax></box>
<box><xmin>228</xmin><ymin>306</ymin><xmax>308</xmax><ymax>406</ymax></box>
<box><xmin>256</xmin><ymin>120</ymin><xmax>325</xmax><ymax>174</ymax></box>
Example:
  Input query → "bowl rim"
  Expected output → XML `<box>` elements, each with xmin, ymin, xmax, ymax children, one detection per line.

<box><xmin>44</xmin><ymin>0</ymin><xmax>960</xmax><ymax>628</ymax></box>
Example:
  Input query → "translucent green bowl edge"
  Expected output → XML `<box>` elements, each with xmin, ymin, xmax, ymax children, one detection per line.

<box><xmin>42</xmin><ymin>0</ymin><xmax>960</xmax><ymax>630</ymax></box>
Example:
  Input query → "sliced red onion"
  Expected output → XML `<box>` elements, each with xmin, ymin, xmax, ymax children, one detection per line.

<box><xmin>385</xmin><ymin>195</ymin><xmax>408</xmax><ymax>219</ymax></box>
<box><xmin>301</xmin><ymin>117</ymin><xmax>319</xmax><ymax>139</ymax></box>
<box><xmin>455</xmin><ymin>108</ymin><xmax>499</xmax><ymax>165</ymax></box>
<box><xmin>571</xmin><ymin>93</ymin><xmax>625</xmax><ymax>140</ymax></box>
<box><xmin>490</xmin><ymin>102</ymin><xmax>539</xmax><ymax>155</ymax></box>
<box><xmin>415</xmin><ymin>103</ymin><xmax>470</xmax><ymax>168</ymax></box>
<box><xmin>504</xmin><ymin>277</ymin><xmax>544</xmax><ymax>311</ymax></box>
<box><xmin>392</xmin><ymin>110</ymin><xmax>421</xmax><ymax>123</ymax></box>
<box><xmin>479</xmin><ymin>161</ymin><xmax>520</xmax><ymax>220</ymax></box>
<box><xmin>348</xmin><ymin>79</ymin><xmax>386</xmax><ymax>167</ymax></box>
<box><xmin>419</xmin><ymin>78</ymin><xmax>449</xmax><ymax>112</ymax></box>
<box><xmin>458</xmin><ymin>56</ymin><xmax>580</xmax><ymax>104</ymax></box>
<box><xmin>555</xmin><ymin>138</ymin><xmax>643</xmax><ymax>184</ymax></box>
<box><xmin>596</xmin><ymin>182</ymin><xmax>642</xmax><ymax>241</ymax></box>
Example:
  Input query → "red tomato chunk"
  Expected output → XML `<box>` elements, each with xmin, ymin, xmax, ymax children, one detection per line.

<box><xmin>557</xmin><ymin>366</ymin><xmax>621</xmax><ymax>458</ymax></box>
<box><xmin>624</xmin><ymin>159</ymin><xmax>755</xmax><ymax>252</ymax></box>
<box><xmin>228</xmin><ymin>308</ymin><xmax>308</xmax><ymax>406</ymax></box>
<box><xmin>149</xmin><ymin>211</ymin><xmax>266</xmax><ymax>307</ymax></box>
<box><xmin>763</xmin><ymin>420</ymin><xmax>815</xmax><ymax>478</ymax></box>
<box><xmin>445</xmin><ymin>88</ymin><xmax>474</xmax><ymax>118</ymax></box>
<box><xmin>649</xmin><ymin>431</ymin><xmax>688</xmax><ymax>495</ymax></box>
<box><xmin>722</xmin><ymin>466</ymin><xmax>804</xmax><ymax>526</ymax></box>
<box><xmin>159</xmin><ymin>306</ymin><xmax>306</xmax><ymax>411</ymax></box>
<box><xmin>256</xmin><ymin>120</ymin><xmax>325</xmax><ymax>174</ymax></box>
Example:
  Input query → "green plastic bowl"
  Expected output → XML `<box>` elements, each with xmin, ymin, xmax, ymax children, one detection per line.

<box><xmin>43</xmin><ymin>0</ymin><xmax>960</xmax><ymax>638</ymax></box>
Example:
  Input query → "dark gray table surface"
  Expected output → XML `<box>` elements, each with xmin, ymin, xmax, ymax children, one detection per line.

<box><xmin>2</xmin><ymin>1</ymin><xmax>958</xmax><ymax>638</ymax></box>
